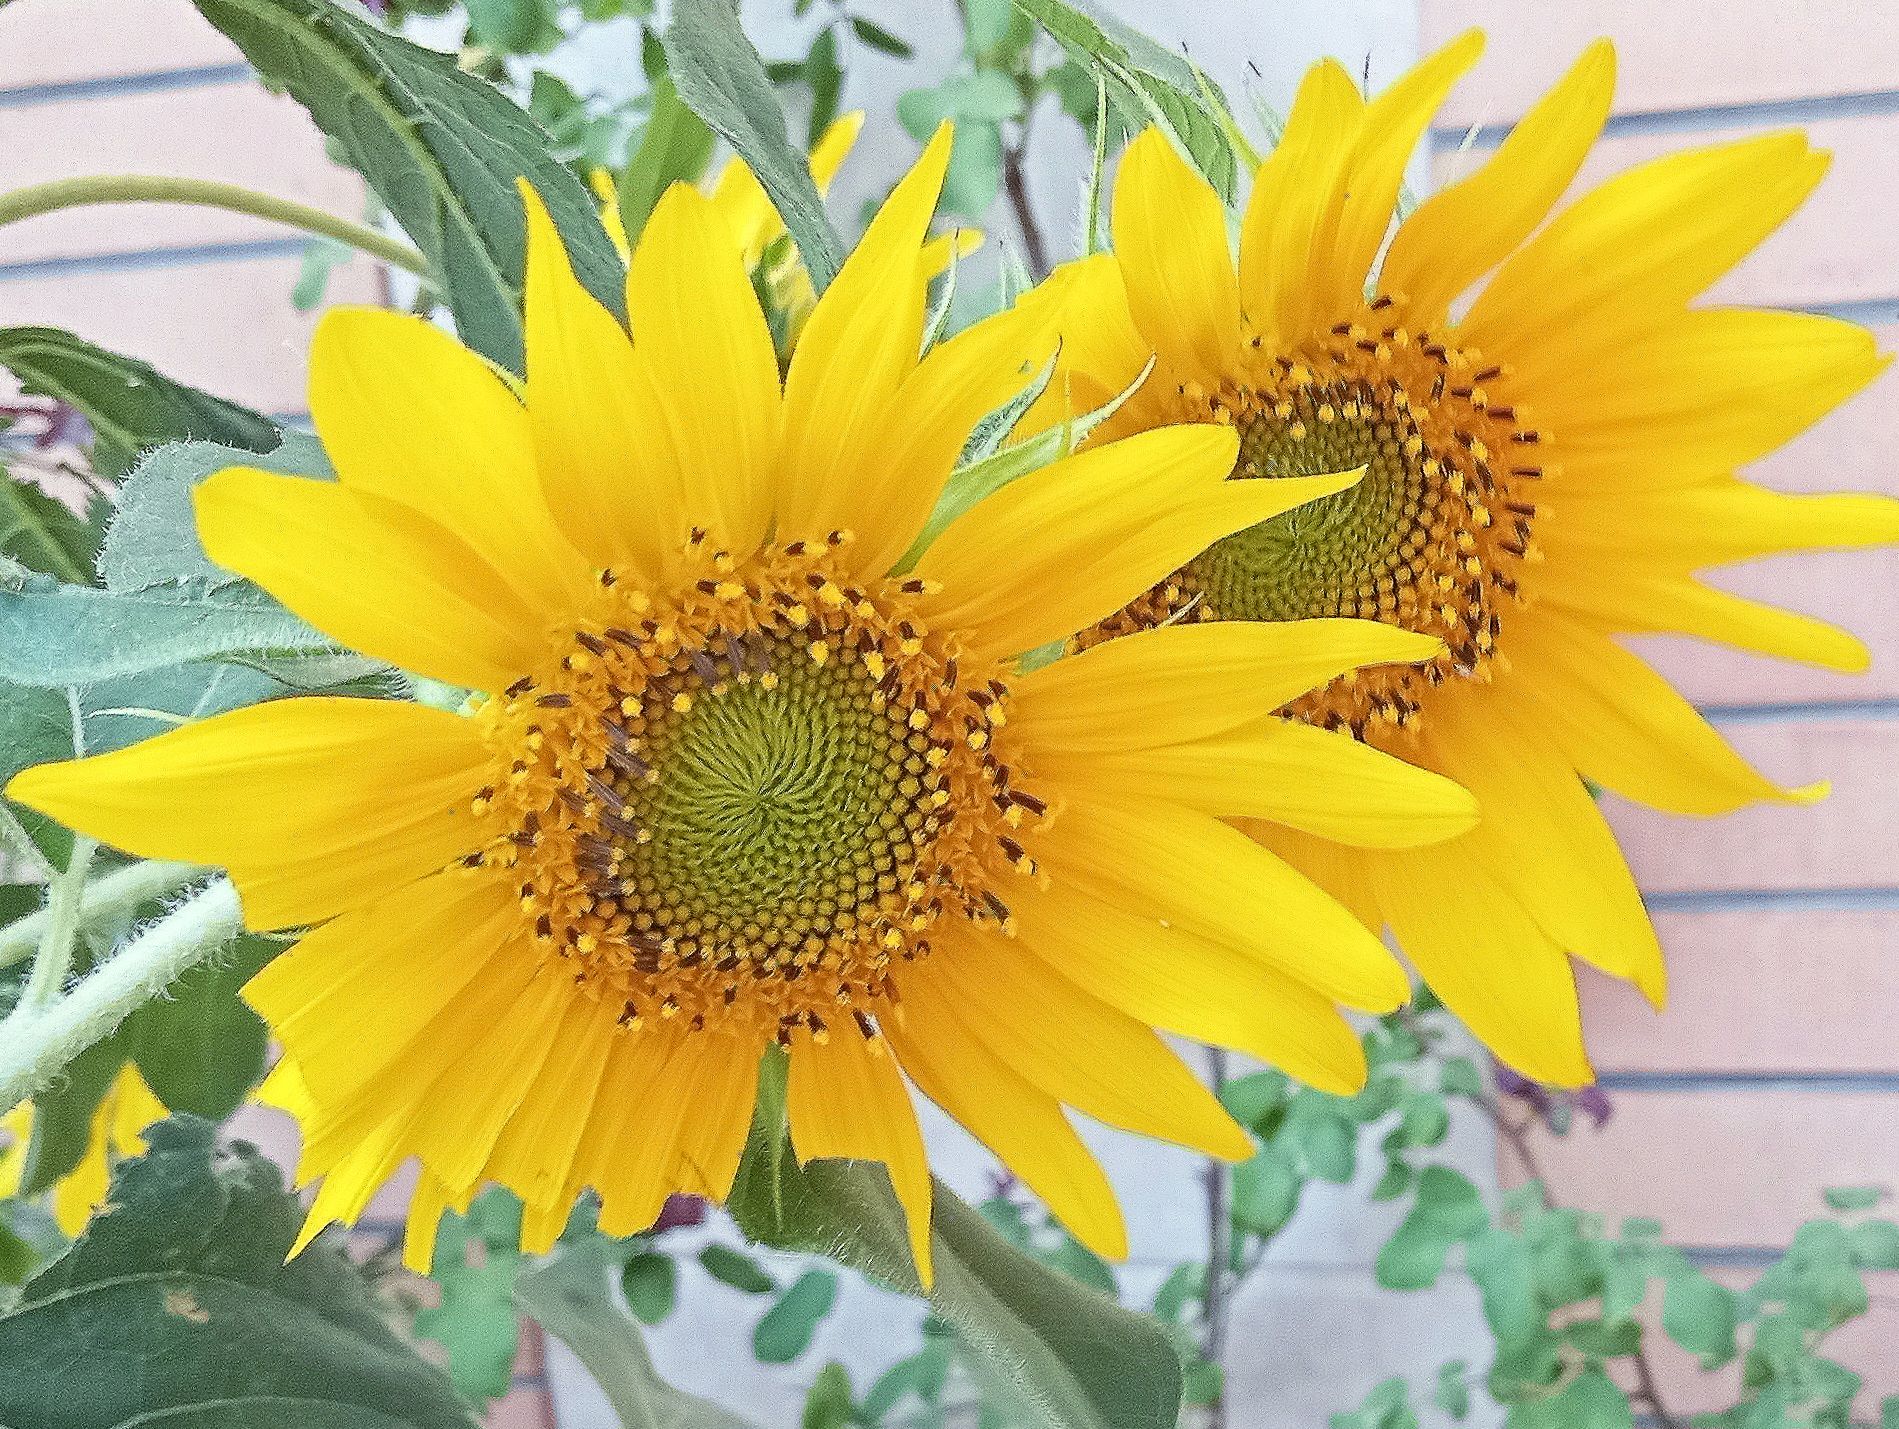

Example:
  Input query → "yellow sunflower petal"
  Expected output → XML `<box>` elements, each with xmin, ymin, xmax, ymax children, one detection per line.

<box><xmin>523</xmin><ymin>182</ymin><xmax>684</xmax><ymax>581</ymax></box>
<box><xmin>1379</xmin><ymin>39</ymin><xmax>1613</xmax><ymax>323</ymax></box>
<box><xmin>1038</xmin><ymin>716</ymin><xmax>1477</xmax><ymax>848</ymax></box>
<box><xmin>1374</xmin><ymin>844</ymin><xmax>1594</xmax><ymax>1087</ymax></box>
<box><xmin>1111</xmin><ymin>127</ymin><xmax>1241</xmax><ymax>380</ymax></box>
<box><xmin>1550</xmin><ymin>477</ymin><xmax>1899</xmax><ymax>569</ymax></box>
<box><xmin>567</xmin><ymin>1022</ymin><xmax>689</xmax><ymax>1239</ymax></box>
<box><xmin>1013</xmin><ymin>254</ymin><xmax>1153</xmax><ymax>434</ymax></box>
<box><xmin>1035</xmin><ymin>796</ymin><xmax>1410</xmax><ymax>1012</ymax></box>
<box><xmin>1238</xmin><ymin>59</ymin><xmax>1363</xmax><ymax>341</ymax></box>
<box><xmin>8</xmin><ymin>701</ymin><xmax>487</xmax><ymax>931</ymax></box>
<box><xmin>1424</xmin><ymin>690</ymin><xmax>1664</xmax><ymax>1002</ymax></box>
<box><xmin>1463</xmin><ymin>131</ymin><xmax>1828</xmax><ymax>369</ymax></box>
<box><xmin>289</xmin><ymin>1113</ymin><xmax>411</xmax><ymax>1258</ymax></box>
<box><xmin>194</xmin><ymin>467</ymin><xmax>545</xmax><ymax>692</ymax></box>
<box><xmin>625</xmin><ymin>182</ymin><xmax>783</xmax><ymax>556</ymax></box>
<box><xmin>903</xmin><ymin>932</ymin><xmax>1251</xmax><ymax>1161</ymax></box>
<box><xmin>788</xmin><ymin>1028</ymin><xmax>935</xmax><ymax>1286</ymax></box>
<box><xmin>1508</xmin><ymin>613</ymin><xmax>1822</xmax><ymax>815</ymax></box>
<box><xmin>885</xmin><ymin>996</ymin><xmax>1128</xmax><ymax>1260</ymax></box>
<box><xmin>309</xmin><ymin>308</ymin><xmax>593</xmax><ymax>612</ymax></box>
<box><xmin>667</xmin><ymin>1038</ymin><xmax>761</xmax><ymax>1204</ymax></box>
<box><xmin>1007</xmin><ymin>880</ymin><xmax>1368</xmax><ymax>1096</ymax></box>
<box><xmin>1009</xmin><ymin>619</ymin><xmax>1442</xmax><ymax>754</ymax></box>
<box><xmin>777</xmin><ymin>126</ymin><xmax>951</xmax><ymax>546</ymax></box>
<box><xmin>709</xmin><ymin>111</ymin><xmax>864</xmax><ymax>260</ymax></box>
<box><xmin>1310</xmin><ymin>30</ymin><xmax>1484</xmax><ymax>319</ymax></box>
<box><xmin>483</xmin><ymin>994</ymin><xmax>622</xmax><ymax>1209</ymax></box>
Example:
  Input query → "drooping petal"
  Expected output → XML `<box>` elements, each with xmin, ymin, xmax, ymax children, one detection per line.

<box><xmin>1007</xmin><ymin>880</ymin><xmax>1368</xmax><ymax>1095</ymax></box>
<box><xmin>901</xmin><ymin>932</ymin><xmax>1251</xmax><ymax>1161</ymax></box>
<box><xmin>1034</xmin><ymin>795</ymin><xmax>1410</xmax><ymax>1012</ymax></box>
<box><xmin>884</xmin><ymin>997</ymin><xmax>1129</xmax><ymax>1260</ymax></box>
<box><xmin>1373</xmin><ymin>844</ymin><xmax>1594</xmax><ymax>1088</ymax></box>
<box><xmin>1110</xmin><ymin>127</ymin><xmax>1242</xmax><ymax>381</ymax></box>
<box><xmin>9</xmin><ymin>701</ymin><xmax>488</xmax><ymax>931</ymax></box>
<box><xmin>1036</xmin><ymin>716</ymin><xmax>1478</xmax><ymax>848</ymax></box>
<box><xmin>1012</xmin><ymin>254</ymin><xmax>1154</xmax><ymax>434</ymax></box>
<box><xmin>1008</xmin><ymin>619</ymin><xmax>1441</xmax><ymax>754</ymax></box>
<box><xmin>194</xmin><ymin>467</ymin><xmax>546</xmax><ymax>692</ymax></box>
<box><xmin>309</xmin><ymin>308</ymin><xmax>593</xmax><ymax>613</ymax></box>
<box><xmin>777</xmin><ymin>127</ymin><xmax>951</xmax><ymax>546</ymax></box>
<box><xmin>788</xmin><ymin>1028</ymin><xmax>934</xmax><ymax>1285</ymax></box>
<box><xmin>625</xmin><ymin>182</ymin><xmax>783</xmax><ymax>556</ymax></box>
<box><xmin>1380</xmin><ymin>40</ymin><xmax>1613</xmax><ymax>323</ymax></box>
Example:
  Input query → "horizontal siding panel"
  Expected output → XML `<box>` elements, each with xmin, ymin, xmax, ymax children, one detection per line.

<box><xmin>0</xmin><ymin>252</ymin><xmax>384</xmax><ymax>414</ymax></box>
<box><xmin>1607</xmin><ymin>719</ymin><xmax>1899</xmax><ymax>893</ymax></box>
<box><xmin>1424</xmin><ymin>0</ymin><xmax>1899</xmax><ymax>127</ymax></box>
<box><xmin>1580</xmin><ymin>910</ymin><xmax>1899</xmax><ymax>1074</ymax></box>
<box><xmin>1432</xmin><ymin>111</ymin><xmax>1898</xmax><ymax>310</ymax></box>
<box><xmin>0</xmin><ymin>81</ymin><xmax>362</xmax><ymax>263</ymax></box>
<box><xmin>1505</xmin><ymin>1089</ymin><xmax>1899</xmax><ymax>1247</ymax></box>
<box><xmin>0</xmin><ymin>0</ymin><xmax>239</xmax><ymax>90</ymax></box>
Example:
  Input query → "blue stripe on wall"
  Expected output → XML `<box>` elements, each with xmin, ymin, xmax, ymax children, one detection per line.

<box><xmin>0</xmin><ymin>62</ymin><xmax>252</xmax><ymax>109</ymax></box>
<box><xmin>1647</xmin><ymin>887</ymin><xmax>1899</xmax><ymax>915</ymax></box>
<box><xmin>1595</xmin><ymin>1070</ymin><xmax>1899</xmax><ymax>1094</ymax></box>
<box><xmin>1431</xmin><ymin>85</ymin><xmax>1899</xmax><ymax>150</ymax></box>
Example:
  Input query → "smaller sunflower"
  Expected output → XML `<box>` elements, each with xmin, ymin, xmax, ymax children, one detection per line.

<box><xmin>0</xmin><ymin>1063</ymin><xmax>166</xmax><ymax>1237</ymax></box>
<box><xmin>9</xmin><ymin>130</ymin><xmax>1476</xmax><ymax>1278</ymax></box>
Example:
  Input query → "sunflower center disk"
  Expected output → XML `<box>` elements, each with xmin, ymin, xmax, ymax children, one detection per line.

<box><xmin>472</xmin><ymin>536</ymin><xmax>1045</xmax><ymax>1045</ymax></box>
<box><xmin>1085</xmin><ymin>306</ymin><xmax>1546</xmax><ymax>739</ymax></box>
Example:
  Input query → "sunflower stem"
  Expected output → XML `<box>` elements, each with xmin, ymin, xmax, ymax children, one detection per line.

<box><xmin>0</xmin><ymin>878</ymin><xmax>241</xmax><ymax>1116</ymax></box>
<box><xmin>17</xmin><ymin>834</ymin><xmax>97</xmax><ymax>1018</ymax></box>
<box><xmin>0</xmin><ymin>859</ymin><xmax>208</xmax><ymax>972</ymax></box>
<box><xmin>0</xmin><ymin>175</ymin><xmax>431</xmax><ymax>280</ymax></box>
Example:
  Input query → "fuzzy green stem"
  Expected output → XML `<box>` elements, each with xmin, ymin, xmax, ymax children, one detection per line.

<box><xmin>0</xmin><ymin>859</ymin><xmax>207</xmax><ymax>972</ymax></box>
<box><xmin>18</xmin><ymin>835</ymin><xmax>97</xmax><ymax>1016</ymax></box>
<box><xmin>0</xmin><ymin>879</ymin><xmax>241</xmax><ymax>1115</ymax></box>
<box><xmin>0</xmin><ymin>175</ymin><xmax>431</xmax><ymax>279</ymax></box>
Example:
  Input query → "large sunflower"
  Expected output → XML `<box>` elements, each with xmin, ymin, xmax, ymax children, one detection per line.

<box><xmin>1021</xmin><ymin>36</ymin><xmax>1899</xmax><ymax>1085</ymax></box>
<box><xmin>6</xmin><ymin>130</ymin><xmax>1477</xmax><ymax>1277</ymax></box>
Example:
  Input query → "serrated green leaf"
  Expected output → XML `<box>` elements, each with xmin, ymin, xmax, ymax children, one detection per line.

<box><xmin>621</xmin><ymin>1248</ymin><xmax>680</xmax><ymax>1326</ymax></box>
<box><xmin>1661</xmin><ymin>1267</ymin><xmax>1739</xmax><ymax>1368</ymax></box>
<box><xmin>664</xmin><ymin>0</ymin><xmax>844</xmax><ymax>292</ymax></box>
<box><xmin>698</xmin><ymin>1242</ymin><xmax>777</xmax><ymax>1293</ymax></box>
<box><xmin>126</xmin><ymin>935</ymin><xmax>276</xmax><ymax>1122</ymax></box>
<box><xmin>192</xmin><ymin>0</ymin><xmax>623</xmax><ymax>373</ymax></box>
<box><xmin>0</xmin><ymin>326</ymin><xmax>276</xmax><ymax>478</ymax></box>
<box><xmin>0</xmin><ymin>473</ymin><xmax>104</xmax><ymax>586</ymax></box>
<box><xmin>617</xmin><ymin>74</ymin><xmax>717</xmax><ymax>249</ymax></box>
<box><xmin>0</xmin><ymin>1116</ymin><xmax>478</xmax><ymax>1428</ymax></box>
<box><xmin>754</xmin><ymin>1268</ymin><xmax>839</xmax><ymax>1363</ymax></box>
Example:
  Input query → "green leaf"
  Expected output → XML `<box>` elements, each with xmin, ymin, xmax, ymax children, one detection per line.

<box><xmin>415</xmin><ymin>1190</ymin><xmax>525</xmax><ymax>1408</ymax></box>
<box><xmin>699</xmin><ymin>1242</ymin><xmax>778</xmax><ymax>1294</ymax></box>
<box><xmin>1231</xmin><ymin>1145</ymin><xmax>1302</xmax><ymax>1240</ymax></box>
<box><xmin>1440</xmin><ymin>1056</ymin><xmax>1485</xmax><ymax>1100</ymax></box>
<box><xmin>1398</xmin><ymin>1091</ymin><xmax>1451</xmax><ymax>1148</ymax></box>
<box><xmin>1661</xmin><ymin>1267</ymin><xmax>1739</xmax><ymax>1368</ymax></box>
<box><xmin>617</xmin><ymin>74</ymin><xmax>717</xmax><ymax>249</ymax></box>
<box><xmin>1292</xmin><ymin>1100</ymin><xmax>1357</xmax><ymax>1183</ymax></box>
<box><xmin>1010</xmin><ymin>0</ymin><xmax>1238</xmax><ymax>200</ymax></box>
<box><xmin>1218</xmin><ymin>1069</ymin><xmax>1288</xmax><ymax>1132</ymax></box>
<box><xmin>293</xmin><ymin>235</ymin><xmax>356</xmax><ymax>311</ymax></box>
<box><xmin>803</xmin><ymin>25</ymin><xmax>843</xmax><ymax>149</ymax></box>
<box><xmin>803</xmin><ymin>1361</ymin><xmax>856</xmax><ymax>1429</ymax></box>
<box><xmin>1823</xmin><ymin>1184</ymin><xmax>1884</xmax><ymax>1212</ymax></box>
<box><xmin>728</xmin><ymin>1107</ymin><xmax>1183</xmax><ymax>1429</ymax></box>
<box><xmin>1881</xmin><ymin>1393</ymin><xmax>1899</xmax><ymax>1429</ymax></box>
<box><xmin>0</xmin><ymin>473</ymin><xmax>104</xmax><ymax>586</ymax></box>
<box><xmin>101</xmin><ymin>432</ymin><xmax>333</xmax><ymax>593</ymax></box>
<box><xmin>850</xmin><ymin>16</ymin><xmax>912</xmax><ymax>58</ymax></box>
<box><xmin>622</xmin><ymin>1248</ymin><xmax>680</xmax><ymax>1325</ymax></box>
<box><xmin>13</xmin><ymin>1031</ymin><xmax>127</xmax><ymax>1196</ymax></box>
<box><xmin>465</xmin><ymin>0</ymin><xmax>560</xmax><ymax>53</ymax></box>
<box><xmin>1372</xmin><ymin>1158</ymin><xmax>1414</xmax><ymax>1202</ymax></box>
<box><xmin>1466</xmin><ymin>1229</ymin><xmax>1541</xmax><ymax>1350</ymax></box>
<box><xmin>664</xmin><ymin>0</ymin><xmax>845</xmax><ymax>292</ymax></box>
<box><xmin>0</xmin><ymin>1116</ymin><xmax>478</xmax><ymax>1428</ymax></box>
<box><xmin>1850</xmin><ymin>1219</ymin><xmax>1899</xmax><ymax>1270</ymax></box>
<box><xmin>754</xmin><ymin>1267</ymin><xmax>839</xmax><ymax>1363</ymax></box>
<box><xmin>0</xmin><ymin>326</ymin><xmax>276</xmax><ymax>478</ymax></box>
<box><xmin>1375</xmin><ymin>1167</ymin><xmax>1488</xmax><ymax>1291</ymax></box>
<box><xmin>1503</xmin><ymin>1369</ymin><xmax>1630</xmax><ymax>1429</ymax></box>
<box><xmin>515</xmin><ymin>1236</ymin><xmax>757</xmax><ymax>1429</ymax></box>
<box><xmin>1179</xmin><ymin>1358</ymin><xmax>1223</xmax><ymax>1409</ymax></box>
<box><xmin>1434</xmin><ymin>1360</ymin><xmax>1471</xmax><ymax>1420</ymax></box>
<box><xmin>126</xmin><ymin>935</ymin><xmax>276</xmax><ymax>1121</ymax></box>
<box><xmin>192</xmin><ymin>0</ymin><xmax>623</xmax><ymax>373</ymax></box>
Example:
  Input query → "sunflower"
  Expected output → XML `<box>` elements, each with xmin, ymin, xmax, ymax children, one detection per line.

<box><xmin>1019</xmin><ymin>35</ymin><xmax>1899</xmax><ymax>1085</ymax></box>
<box><xmin>0</xmin><ymin>1063</ymin><xmax>165</xmax><ymax>1237</ymax></box>
<box><xmin>6</xmin><ymin>129</ymin><xmax>1478</xmax><ymax>1280</ymax></box>
<box><xmin>593</xmin><ymin>110</ymin><xmax>977</xmax><ymax>346</ymax></box>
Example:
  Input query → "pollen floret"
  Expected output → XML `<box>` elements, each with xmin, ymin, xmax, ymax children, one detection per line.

<box><xmin>471</xmin><ymin>531</ymin><xmax>1048</xmax><ymax>1048</ymax></box>
<box><xmin>1081</xmin><ymin>298</ymin><xmax>1546</xmax><ymax>741</ymax></box>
